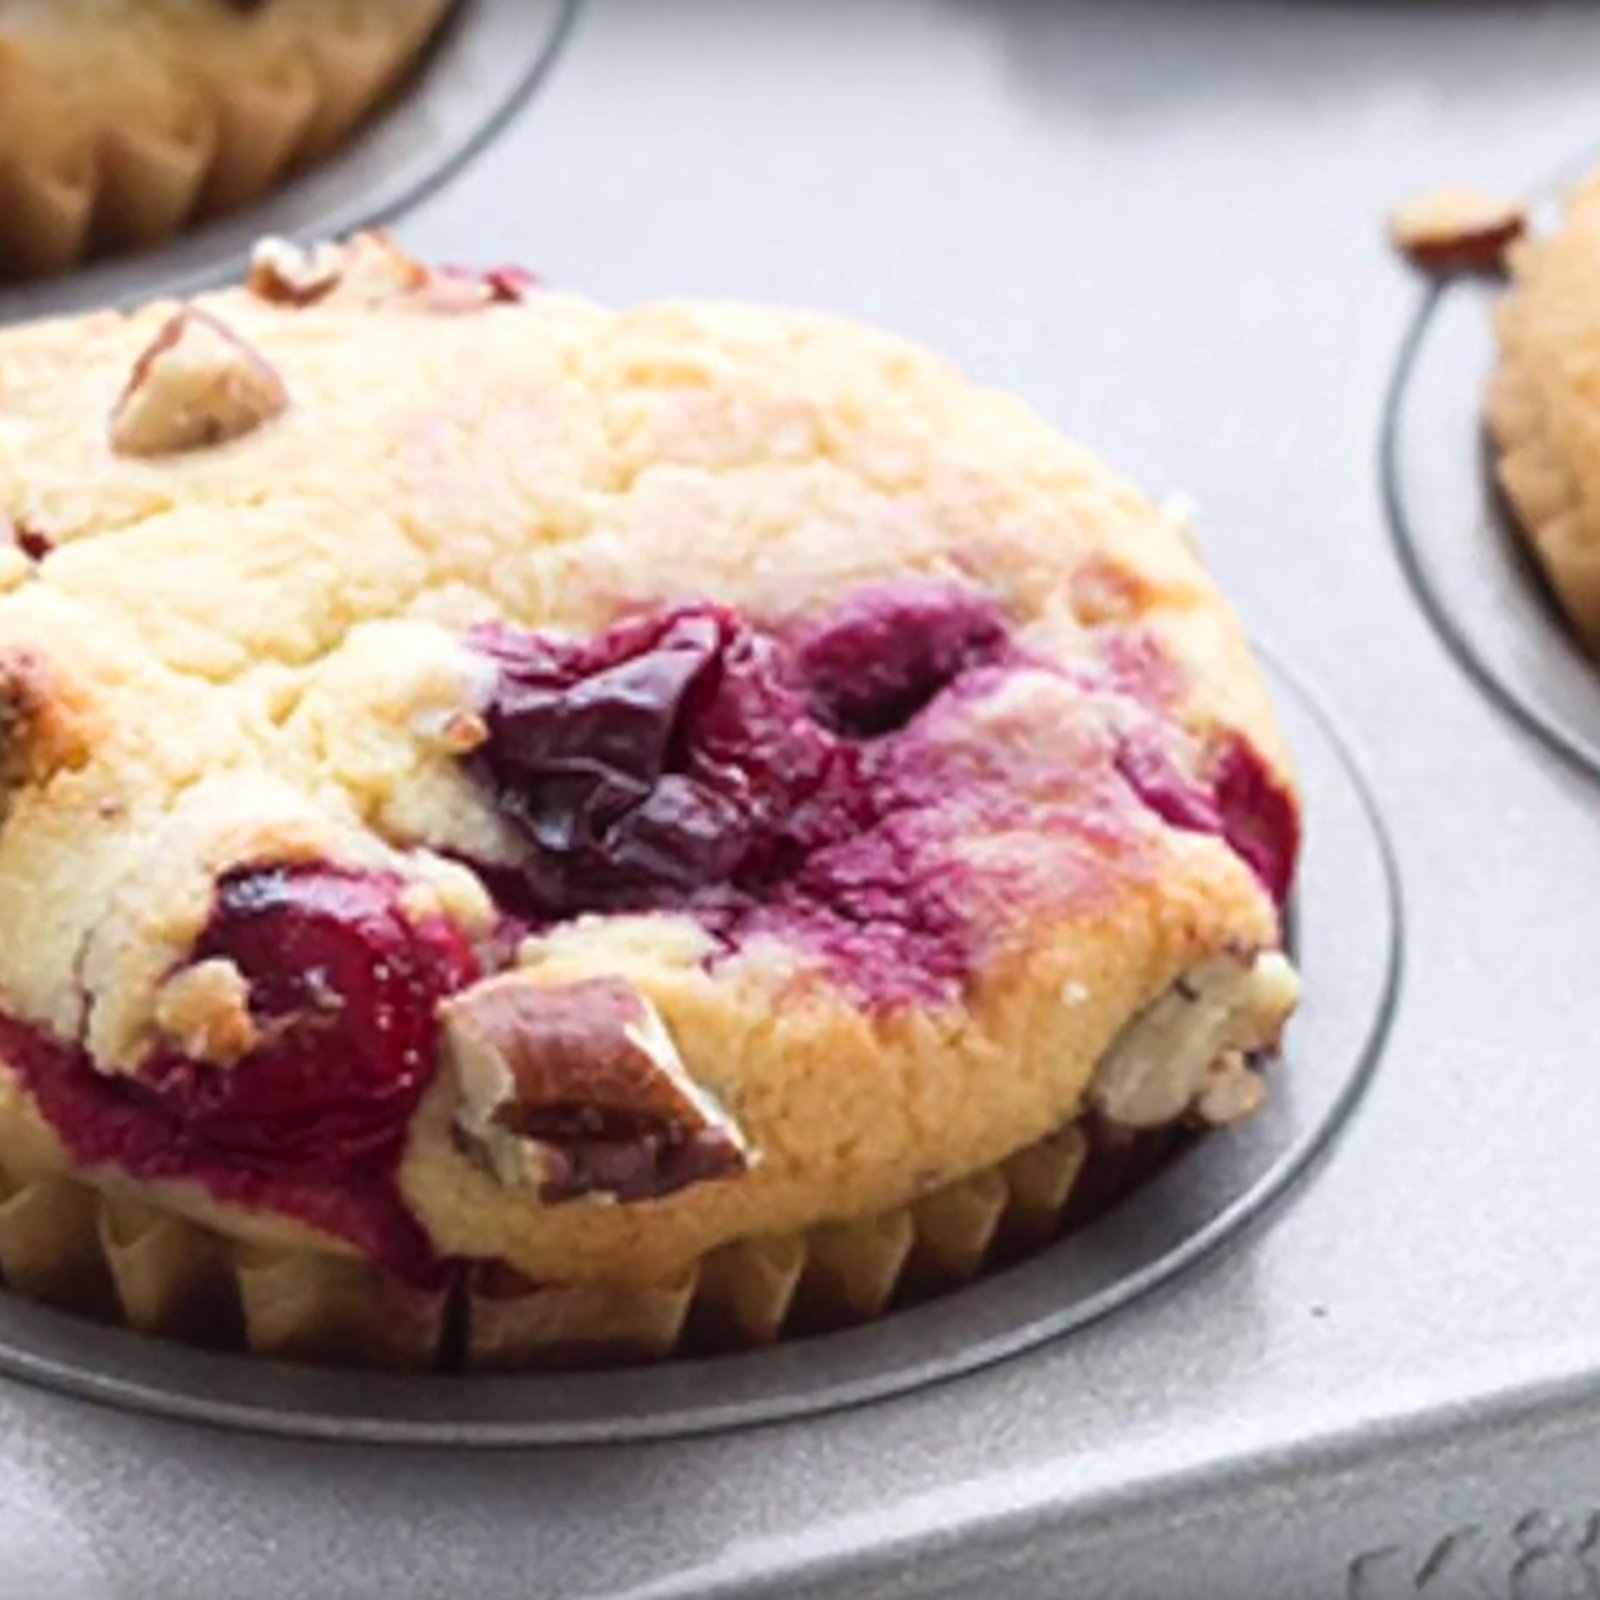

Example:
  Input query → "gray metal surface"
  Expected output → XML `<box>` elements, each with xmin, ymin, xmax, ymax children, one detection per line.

<box><xmin>0</xmin><ymin>662</ymin><xmax>1392</xmax><ymax>1448</ymax></box>
<box><xmin>2</xmin><ymin>1</ymin><xmax>1599</xmax><ymax>1596</ymax></box>
<box><xmin>0</xmin><ymin>0</ymin><xmax>580</xmax><ymax>325</ymax></box>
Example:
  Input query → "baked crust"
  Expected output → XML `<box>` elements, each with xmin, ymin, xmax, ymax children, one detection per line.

<box><xmin>1490</xmin><ymin>176</ymin><xmax>1600</xmax><ymax>655</ymax></box>
<box><xmin>0</xmin><ymin>234</ymin><xmax>1300</xmax><ymax>1289</ymax></box>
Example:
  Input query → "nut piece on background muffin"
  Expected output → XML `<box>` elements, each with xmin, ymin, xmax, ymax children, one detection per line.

<box><xmin>1491</xmin><ymin>175</ymin><xmax>1600</xmax><ymax>656</ymax></box>
<box><xmin>1390</xmin><ymin>184</ymin><xmax>1527</xmax><ymax>277</ymax></box>
<box><xmin>0</xmin><ymin>233</ymin><xmax>1301</xmax><ymax>1367</ymax></box>
<box><xmin>0</xmin><ymin>0</ymin><xmax>456</xmax><ymax>279</ymax></box>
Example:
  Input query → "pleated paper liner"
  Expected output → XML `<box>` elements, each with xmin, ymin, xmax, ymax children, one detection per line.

<box><xmin>0</xmin><ymin>1119</ymin><xmax>1194</xmax><ymax>1374</ymax></box>
<box><xmin>0</xmin><ymin>0</ymin><xmax>456</xmax><ymax>279</ymax></box>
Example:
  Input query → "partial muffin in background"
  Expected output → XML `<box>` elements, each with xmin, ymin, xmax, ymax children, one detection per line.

<box><xmin>1491</xmin><ymin>176</ymin><xmax>1600</xmax><ymax>656</ymax></box>
<box><xmin>0</xmin><ymin>0</ymin><xmax>456</xmax><ymax>279</ymax></box>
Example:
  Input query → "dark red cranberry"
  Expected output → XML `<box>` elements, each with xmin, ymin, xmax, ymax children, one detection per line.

<box><xmin>797</xmin><ymin>585</ymin><xmax>1008</xmax><ymax>738</ymax></box>
<box><xmin>1116</xmin><ymin>731</ymin><xmax>1299</xmax><ymax>907</ymax></box>
<box><xmin>481</xmin><ymin>266</ymin><xmax>542</xmax><ymax>303</ymax></box>
<box><xmin>468</xmin><ymin>588</ymin><xmax>1020</xmax><ymax>925</ymax></box>
<box><xmin>470</xmin><ymin>606</ymin><xmax>834</xmax><ymax>917</ymax></box>
<box><xmin>465</xmin><ymin>589</ymin><xmax>1302</xmax><ymax>1003</ymax></box>
<box><xmin>141</xmin><ymin>866</ymin><xmax>478</xmax><ymax>1171</ymax></box>
<box><xmin>1114</xmin><ymin>735</ymin><xmax>1225</xmax><ymax>835</ymax></box>
<box><xmin>11</xmin><ymin>523</ymin><xmax>51</xmax><ymax>562</ymax></box>
<box><xmin>1213</xmin><ymin>736</ymin><xmax>1301</xmax><ymax>908</ymax></box>
<box><xmin>433</xmin><ymin>264</ymin><xmax>542</xmax><ymax>304</ymax></box>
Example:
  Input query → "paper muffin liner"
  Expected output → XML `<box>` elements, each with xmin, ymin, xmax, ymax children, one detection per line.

<box><xmin>0</xmin><ymin>0</ymin><xmax>456</xmax><ymax>279</ymax></box>
<box><xmin>0</xmin><ymin>1119</ymin><xmax>1164</xmax><ymax>1373</ymax></box>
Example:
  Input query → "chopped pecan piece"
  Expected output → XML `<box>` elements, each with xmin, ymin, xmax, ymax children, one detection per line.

<box><xmin>1192</xmin><ymin>1050</ymin><xmax>1266</xmax><ymax>1128</ymax></box>
<box><xmin>110</xmin><ymin>309</ymin><xmax>289</xmax><ymax>459</ymax></box>
<box><xmin>248</xmin><ymin>237</ymin><xmax>344</xmax><ymax>307</ymax></box>
<box><xmin>336</xmin><ymin>231</ymin><xmax>432</xmax><ymax>302</ymax></box>
<box><xmin>442</xmin><ymin>974</ymin><xmax>750</xmax><ymax>1203</ymax></box>
<box><xmin>1389</xmin><ymin>185</ymin><xmax>1528</xmax><ymax>276</ymax></box>
<box><xmin>1089</xmin><ymin>951</ymin><xmax>1296</xmax><ymax>1129</ymax></box>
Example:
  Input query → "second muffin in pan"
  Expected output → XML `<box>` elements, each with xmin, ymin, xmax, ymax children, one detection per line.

<box><xmin>1491</xmin><ymin>175</ymin><xmax>1600</xmax><ymax>656</ymax></box>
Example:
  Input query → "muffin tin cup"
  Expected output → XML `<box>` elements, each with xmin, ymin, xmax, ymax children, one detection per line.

<box><xmin>0</xmin><ymin>0</ymin><xmax>582</xmax><ymax>326</ymax></box>
<box><xmin>0</xmin><ymin>1122</ymin><xmax>1094</xmax><ymax>1374</ymax></box>
<box><xmin>0</xmin><ymin>656</ymin><xmax>1399</xmax><ymax>1447</ymax></box>
<box><xmin>1386</xmin><ymin>188</ymin><xmax>1600</xmax><ymax>778</ymax></box>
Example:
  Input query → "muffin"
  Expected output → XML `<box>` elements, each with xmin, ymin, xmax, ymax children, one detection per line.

<box><xmin>0</xmin><ymin>0</ymin><xmax>456</xmax><ymax>279</ymax></box>
<box><xmin>1490</xmin><ymin>175</ymin><xmax>1600</xmax><ymax>656</ymax></box>
<box><xmin>0</xmin><ymin>234</ymin><xmax>1301</xmax><ymax>1369</ymax></box>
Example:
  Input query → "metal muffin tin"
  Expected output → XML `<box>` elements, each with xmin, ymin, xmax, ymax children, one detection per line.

<box><xmin>0</xmin><ymin>0</ymin><xmax>581</xmax><ymax>325</ymax></box>
<box><xmin>9</xmin><ymin>2</ymin><xmax>1600</xmax><ymax>1597</ymax></box>
<box><xmin>0</xmin><ymin>663</ymin><xmax>1395</xmax><ymax>1448</ymax></box>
